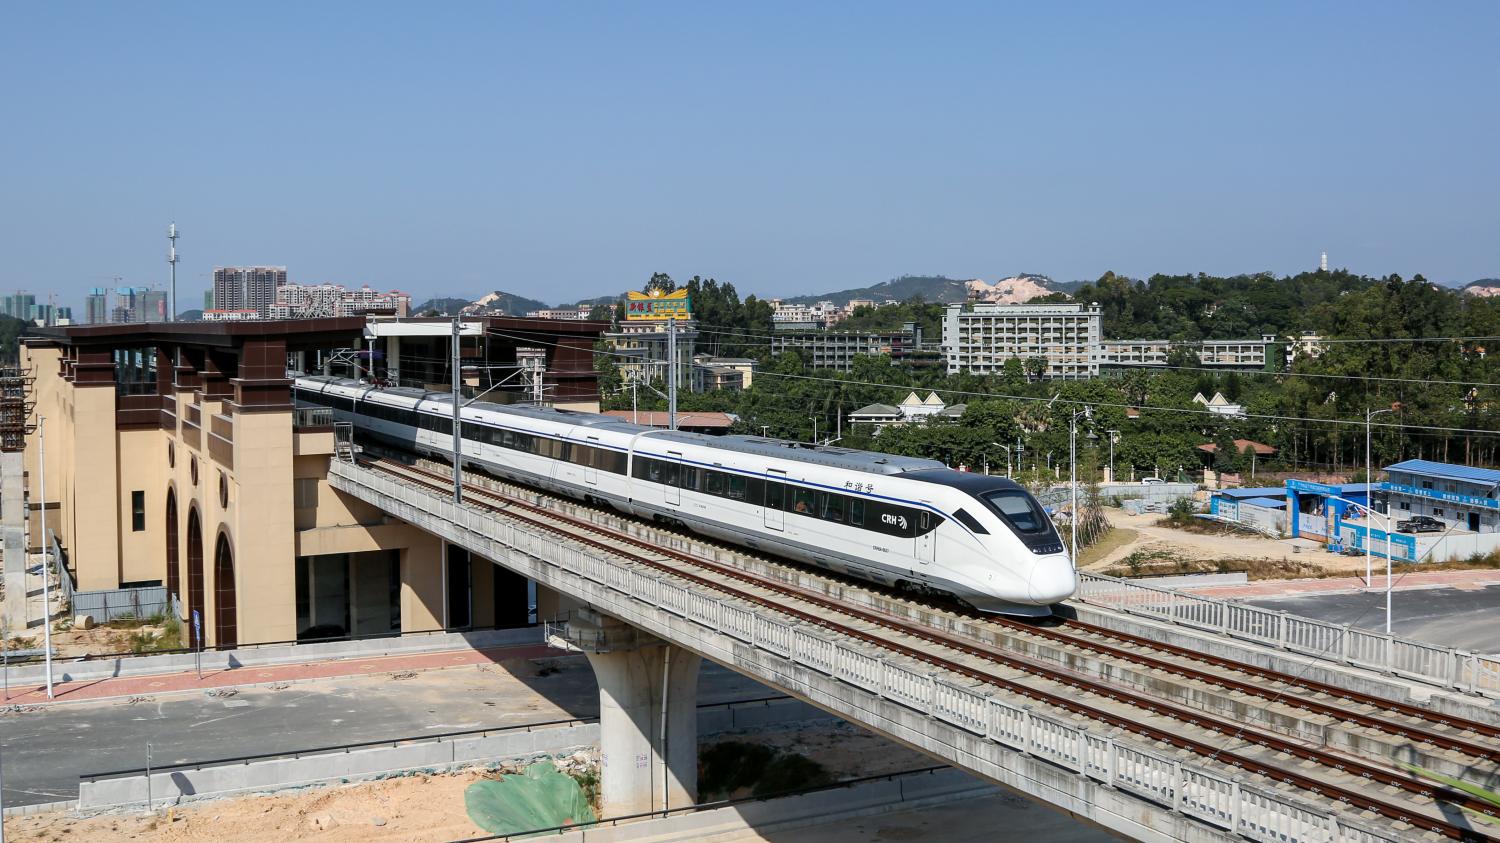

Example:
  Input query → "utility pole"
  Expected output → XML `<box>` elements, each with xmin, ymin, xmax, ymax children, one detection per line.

<box><xmin>451</xmin><ymin>319</ymin><xmax>462</xmax><ymax>504</ymax></box>
<box><xmin>666</xmin><ymin>317</ymin><xmax>678</xmax><ymax>430</ymax></box>
<box><xmin>166</xmin><ymin>223</ymin><xmax>179</xmax><ymax>322</ymax></box>
<box><xmin>38</xmin><ymin>417</ymin><xmax>52</xmax><ymax>698</ymax></box>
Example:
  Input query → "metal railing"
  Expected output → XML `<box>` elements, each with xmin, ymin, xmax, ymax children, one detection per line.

<box><xmin>72</xmin><ymin>585</ymin><xmax>169</xmax><ymax>623</ymax></box>
<box><xmin>1076</xmin><ymin>572</ymin><xmax>1500</xmax><ymax>697</ymax></box>
<box><xmin>329</xmin><ymin>460</ymin><xmax>1411</xmax><ymax>843</ymax></box>
<box><xmin>292</xmin><ymin>407</ymin><xmax>333</xmax><ymax>428</ymax></box>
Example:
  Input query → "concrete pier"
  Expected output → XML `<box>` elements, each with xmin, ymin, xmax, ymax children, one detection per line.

<box><xmin>557</xmin><ymin>608</ymin><xmax>701</xmax><ymax>816</ymax></box>
<box><xmin>2</xmin><ymin>450</ymin><xmax>27</xmax><ymax>633</ymax></box>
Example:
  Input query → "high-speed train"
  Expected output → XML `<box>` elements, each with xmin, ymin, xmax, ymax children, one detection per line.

<box><xmin>295</xmin><ymin>376</ymin><xmax>1076</xmax><ymax>615</ymax></box>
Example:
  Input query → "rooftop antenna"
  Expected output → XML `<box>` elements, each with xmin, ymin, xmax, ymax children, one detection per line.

<box><xmin>167</xmin><ymin>223</ymin><xmax>180</xmax><ymax>322</ymax></box>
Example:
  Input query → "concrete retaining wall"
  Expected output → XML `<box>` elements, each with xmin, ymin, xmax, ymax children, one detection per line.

<box><xmin>3</xmin><ymin>626</ymin><xmax>542</xmax><ymax>688</ymax></box>
<box><xmin>543</xmin><ymin>768</ymin><xmax>991</xmax><ymax>843</ymax></box>
<box><xmin>77</xmin><ymin>696</ymin><xmax>833</xmax><ymax>810</ymax></box>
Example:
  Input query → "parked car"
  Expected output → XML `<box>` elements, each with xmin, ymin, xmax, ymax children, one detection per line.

<box><xmin>1141</xmin><ymin>477</ymin><xmax>1165</xmax><ymax>485</ymax></box>
<box><xmin>1396</xmin><ymin>515</ymin><xmax>1444</xmax><ymax>533</ymax></box>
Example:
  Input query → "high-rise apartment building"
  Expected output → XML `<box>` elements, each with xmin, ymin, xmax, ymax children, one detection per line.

<box><xmin>3</xmin><ymin>293</ymin><xmax>36</xmax><ymax>321</ymax></box>
<box><xmin>86</xmin><ymin>288</ymin><xmax>111</xmax><ymax>324</ymax></box>
<box><xmin>941</xmin><ymin>302</ymin><xmax>1102</xmax><ymax>379</ymax></box>
<box><xmin>269</xmin><ymin>283</ymin><xmax>411</xmax><ymax>318</ymax></box>
<box><xmin>213</xmin><ymin>266</ymin><xmax>288</xmax><ymax>317</ymax></box>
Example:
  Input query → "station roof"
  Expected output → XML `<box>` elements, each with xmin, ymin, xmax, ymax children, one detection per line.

<box><xmin>1384</xmin><ymin>459</ymin><xmax>1500</xmax><ymax>487</ymax></box>
<box><xmin>1215</xmin><ymin>487</ymin><xmax>1285</xmax><ymax>499</ymax></box>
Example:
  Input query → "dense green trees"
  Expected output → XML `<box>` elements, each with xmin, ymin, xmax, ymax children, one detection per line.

<box><xmin>597</xmin><ymin>269</ymin><xmax>1500</xmax><ymax>477</ymax></box>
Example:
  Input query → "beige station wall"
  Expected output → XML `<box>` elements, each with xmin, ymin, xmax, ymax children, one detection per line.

<box><xmin>23</xmin><ymin>346</ymin><xmax>451</xmax><ymax>647</ymax></box>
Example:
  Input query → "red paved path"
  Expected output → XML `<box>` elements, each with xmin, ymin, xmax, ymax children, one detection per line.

<box><xmin>1188</xmin><ymin>569</ymin><xmax>1500</xmax><ymax>600</ymax></box>
<box><xmin>1</xmin><ymin>643</ymin><xmax>565</xmax><ymax>706</ymax></box>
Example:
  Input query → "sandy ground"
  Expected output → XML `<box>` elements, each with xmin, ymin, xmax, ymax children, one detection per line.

<box><xmin>5</xmin><ymin>769</ymin><xmax>498</xmax><ymax>843</ymax></box>
<box><xmin>4</xmin><ymin>719</ymin><xmax>923</xmax><ymax>842</ymax></box>
<box><xmin>1084</xmin><ymin>507</ymin><xmax>1370</xmax><ymax>576</ymax></box>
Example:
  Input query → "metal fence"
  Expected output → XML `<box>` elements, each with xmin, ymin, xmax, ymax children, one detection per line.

<box><xmin>1076</xmin><ymin>572</ymin><xmax>1500</xmax><ymax>697</ymax></box>
<box><xmin>72</xmin><ymin>585</ymin><xmax>170</xmax><ymax>623</ymax></box>
<box><xmin>330</xmin><ymin>460</ymin><xmax>1414</xmax><ymax>843</ymax></box>
<box><xmin>48</xmin><ymin>529</ymin><xmax>75</xmax><ymax>611</ymax></box>
<box><xmin>1035</xmin><ymin>483</ymin><xmax>1196</xmax><ymax>509</ymax></box>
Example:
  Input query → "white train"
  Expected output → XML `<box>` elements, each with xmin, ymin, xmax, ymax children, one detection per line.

<box><xmin>295</xmin><ymin>376</ymin><xmax>1076</xmax><ymax>616</ymax></box>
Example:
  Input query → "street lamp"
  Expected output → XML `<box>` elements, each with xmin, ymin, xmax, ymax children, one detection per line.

<box><xmin>1069</xmin><ymin>406</ymin><xmax>1092</xmax><ymax>560</ymax></box>
<box><xmin>990</xmin><ymin>442</ymin><xmax>1013</xmax><ymax>477</ymax></box>
<box><xmin>1364</xmin><ymin>404</ymin><xmax>1400</xmax><ymax>587</ymax></box>
<box><xmin>1327</xmin><ymin>495</ymin><xmax>1395</xmax><ymax>634</ymax></box>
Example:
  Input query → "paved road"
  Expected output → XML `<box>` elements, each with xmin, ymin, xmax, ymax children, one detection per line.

<box><xmin>751</xmin><ymin>786</ymin><xmax>1114</xmax><ymax>843</ymax></box>
<box><xmin>0</xmin><ymin>654</ymin><xmax>766</xmax><ymax>808</ymax></box>
<box><xmin>1245</xmin><ymin>583</ymin><xmax>1500</xmax><ymax>654</ymax></box>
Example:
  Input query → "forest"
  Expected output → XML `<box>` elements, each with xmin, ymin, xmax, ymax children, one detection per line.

<box><xmin>596</xmin><ymin>271</ymin><xmax>1500</xmax><ymax>481</ymax></box>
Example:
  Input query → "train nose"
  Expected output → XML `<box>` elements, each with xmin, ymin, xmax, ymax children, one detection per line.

<box><xmin>1027</xmin><ymin>560</ymin><xmax>1077</xmax><ymax>604</ymax></box>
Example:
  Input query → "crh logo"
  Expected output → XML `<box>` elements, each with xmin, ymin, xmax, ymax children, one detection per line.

<box><xmin>882</xmin><ymin>513</ymin><xmax>908</xmax><ymax>530</ymax></box>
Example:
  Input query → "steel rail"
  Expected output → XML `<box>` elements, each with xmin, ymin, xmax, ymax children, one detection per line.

<box><xmin>360</xmin><ymin>456</ymin><xmax>1496</xmax><ymax>840</ymax></box>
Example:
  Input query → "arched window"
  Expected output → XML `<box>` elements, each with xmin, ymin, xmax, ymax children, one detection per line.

<box><xmin>186</xmin><ymin>508</ymin><xmax>205</xmax><ymax>647</ymax></box>
<box><xmin>165</xmin><ymin>489</ymin><xmax>180</xmax><ymax>608</ymax></box>
<box><xmin>213</xmin><ymin>532</ymin><xmax>237</xmax><ymax>649</ymax></box>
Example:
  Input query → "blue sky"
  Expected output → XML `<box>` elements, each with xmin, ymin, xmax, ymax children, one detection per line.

<box><xmin>3</xmin><ymin>2</ymin><xmax>1496</xmax><ymax>311</ymax></box>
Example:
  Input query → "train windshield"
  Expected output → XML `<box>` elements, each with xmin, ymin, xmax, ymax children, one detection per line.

<box><xmin>978</xmin><ymin>490</ymin><xmax>1051</xmax><ymax>535</ymax></box>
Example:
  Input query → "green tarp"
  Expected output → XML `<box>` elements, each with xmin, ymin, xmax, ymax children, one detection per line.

<box><xmin>464</xmin><ymin>762</ymin><xmax>596</xmax><ymax>836</ymax></box>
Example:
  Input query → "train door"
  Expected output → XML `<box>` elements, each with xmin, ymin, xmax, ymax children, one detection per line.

<box><xmin>584</xmin><ymin>436</ymin><xmax>600</xmax><ymax>486</ymax></box>
<box><xmin>915</xmin><ymin>506</ymin><xmax>936</xmax><ymax>564</ymax></box>
<box><xmin>763</xmin><ymin>469</ymin><xmax>786</xmax><ymax>531</ymax></box>
<box><xmin>665</xmin><ymin>451</ymin><xmax>682</xmax><ymax>507</ymax></box>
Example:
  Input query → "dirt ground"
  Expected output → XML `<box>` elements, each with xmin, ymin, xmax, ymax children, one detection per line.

<box><xmin>5</xmin><ymin>769</ymin><xmax>496</xmax><ymax>843</ymax></box>
<box><xmin>1085</xmin><ymin>507</ymin><xmax>1374</xmax><ymax>578</ymax></box>
<box><xmin>4</xmin><ymin>721</ymin><xmax>922</xmax><ymax>842</ymax></box>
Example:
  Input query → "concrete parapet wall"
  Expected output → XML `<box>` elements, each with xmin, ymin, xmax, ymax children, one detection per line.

<box><xmin>3</xmin><ymin>625</ymin><xmax>542</xmax><ymax>689</ymax></box>
<box><xmin>76</xmin><ymin>696</ymin><xmax>834</xmax><ymax>811</ymax></box>
<box><xmin>543</xmin><ymin>768</ymin><xmax>992</xmax><ymax>843</ymax></box>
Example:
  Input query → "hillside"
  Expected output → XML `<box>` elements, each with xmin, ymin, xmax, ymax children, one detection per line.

<box><xmin>783</xmin><ymin>273</ymin><xmax>1061</xmax><ymax>306</ymax></box>
<box><xmin>1463</xmin><ymin>279</ymin><xmax>1500</xmax><ymax>297</ymax></box>
<box><xmin>413</xmin><ymin>292</ymin><xmax>551</xmax><ymax>316</ymax></box>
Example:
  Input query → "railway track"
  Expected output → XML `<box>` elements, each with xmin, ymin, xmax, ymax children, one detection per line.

<box><xmin>358</xmin><ymin>452</ymin><xmax>1500</xmax><ymax>840</ymax></box>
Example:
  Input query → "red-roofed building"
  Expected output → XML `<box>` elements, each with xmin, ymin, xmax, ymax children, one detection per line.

<box><xmin>600</xmin><ymin>410</ymin><xmax>737</xmax><ymax>433</ymax></box>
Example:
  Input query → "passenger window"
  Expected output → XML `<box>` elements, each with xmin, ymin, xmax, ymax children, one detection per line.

<box><xmin>823</xmin><ymin>494</ymin><xmax>845</xmax><ymax>522</ymax></box>
<box><xmin>728</xmin><ymin>476</ymin><xmax>747</xmax><ymax>500</ymax></box>
<box><xmin>764</xmin><ymin>481</ymin><xmax>784</xmax><ymax>510</ymax></box>
<box><xmin>706</xmin><ymin>471</ymin><xmax>724</xmax><ymax>496</ymax></box>
<box><xmin>849</xmin><ymin>499</ymin><xmax>864</xmax><ymax>527</ymax></box>
<box><xmin>791</xmin><ymin>487</ymin><xmax>815</xmax><ymax>515</ymax></box>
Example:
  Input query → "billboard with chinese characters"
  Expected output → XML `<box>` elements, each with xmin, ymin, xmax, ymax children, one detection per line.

<box><xmin>625</xmin><ymin>288</ymin><xmax>692</xmax><ymax>321</ymax></box>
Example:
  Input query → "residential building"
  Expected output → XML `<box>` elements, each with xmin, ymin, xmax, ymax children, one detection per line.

<box><xmin>201</xmin><ymin>309</ymin><xmax>263</xmax><ymax>321</ymax></box>
<box><xmin>1192</xmin><ymin>391</ymin><xmax>1245</xmax><ymax>417</ymax></box>
<box><xmin>1100</xmin><ymin>335</ymin><xmax>1277</xmax><ymax>370</ymax></box>
<box><xmin>690</xmin><ymin>355</ymin><xmax>756</xmax><ymax>392</ymax></box>
<box><xmin>213</xmin><ymin>266</ymin><xmax>288</xmax><ymax>317</ymax></box>
<box><xmin>848</xmin><ymin>391</ymin><xmax>965</xmax><ymax>432</ymax></box>
<box><xmin>769</xmin><ymin>322</ymin><xmax>924</xmax><ymax>372</ymax></box>
<box><xmin>3</xmin><ymin>293</ymin><xmax>36</xmax><ymax>321</ymax></box>
<box><xmin>1290</xmin><ymin>331</ymin><xmax>1325</xmax><ymax>366</ymax></box>
<box><xmin>604</xmin><ymin>321</ymin><xmax>698</xmax><ymax>389</ymax></box>
<box><xmin>86</xmin><ymin>288</ymin><xmax>111</xmax><ymax>324</ymax></box>
<box><xmin>269</xmin><ymin>283</ymin><xmax>411</xmax><ymax>319</ymax></box>
<box><xmin>941</xmin><ymin>302</ymin><xmax>1102</xmax><ymax>379</ymax></box>
<box><xmin>525</xmin><ymin>307</ymin><xmax>594</xmax><ymax>321</ymax></box>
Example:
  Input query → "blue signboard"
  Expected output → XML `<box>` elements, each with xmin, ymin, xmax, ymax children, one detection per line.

<box><xmin>192</xmin><ymin>609</ymin><xmax>201</xmax><ymax>645</ymax></box>
<box><xmin>1285</xmin><ymin>478</ymin><xmax>1344</xmax><ymax>496</ymax></box>
<box><xmin>1382</xmin><ymin>481</ymin><xmax>1500</xmax><ymax>510</ymax></box>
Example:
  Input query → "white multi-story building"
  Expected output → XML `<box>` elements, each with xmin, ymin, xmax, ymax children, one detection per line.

<box><xmin>942</xmin><ymin>302</ymin><xmax>1102</xmax><ymax>379</ymax></box>
<box><xmin>268</xmin><ymin>283</ymin><xmax>411</xmax><ymax>319</ymax></box>
<box><xmin>525</xmin><ymin>307</ymin><xmax>595</xmax><ymax>320</ymax></box>
<box><xmin>1100</xmin><ymin>335</ymin><xmax>1276</xmax><ymax>369</ymax></box>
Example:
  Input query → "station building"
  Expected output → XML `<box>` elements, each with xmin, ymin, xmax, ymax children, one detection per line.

<box><xmin>21</xmin><ymin>315</ymin><xmax>604</xmax><ymax>648</ymax></box>
<box><xmin>1381</xmin><ymin>459</ymin><xmax>1500</xmax><ymax>535</ymax></box>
